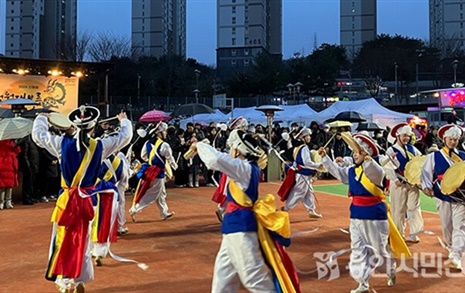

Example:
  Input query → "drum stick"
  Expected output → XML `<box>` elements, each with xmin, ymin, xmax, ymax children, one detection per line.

<box><xmin>323</xmin><ymin>132</ymin><xmax>337</xmax><ymax>149</ymax></box>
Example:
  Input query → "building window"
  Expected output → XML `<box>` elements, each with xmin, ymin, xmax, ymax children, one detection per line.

<box><xmin>232</xmin><ymin>49</ymin><xmax>236</xmax><ymax>56</ymax></box>
<box><xmin>232</xmin><ymin>17</ymin><xmax>236</xmax><ymax>24</ymax></box>
<box><xmin>244</xmin><ymin>60</ymin><xmax>249</xmax><ymax>66</ymax></box>
<box><xmin>244</xmin><ymin>48</ymin><xmax>249</xmax><ymax>55</ymax></box>
<box><xmin>231</xmin><ymin>60</ymin><xmax>236</xmax><ymax>66</ymax></box>
<box><xmin>232</xmin><ymin>27</ymin><xmax>236</xmax><ymax>35</ymax></box>
<box><xmin>232</xmin><ymin>38</ymin><xmax>236</xmax><ymax>45</ymax></box>
<box><xmin>232</xmin><ymin>6</ymin><xmax>236</xmax><ymax>13</ymax></box>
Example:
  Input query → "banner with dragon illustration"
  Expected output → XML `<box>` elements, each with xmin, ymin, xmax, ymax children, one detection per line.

<box><xmin>0</xmin><ymin>73</ymin><xmax>78</xmax><ymax>114</ymax></box>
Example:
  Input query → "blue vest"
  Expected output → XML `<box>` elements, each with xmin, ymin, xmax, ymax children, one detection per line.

<box><xmin>294</xmin><ymin>145</ymin><xmax>315</xmax><ymax>176</ymax></box>
<box><xmin>395</xmin><ymin>144</ymin><xmax>415</xmax><ymax>173</ymax></box>
<box><xmin>60</xmin><ymin>136</ymin><xmax>103</xmax><ymax>188</ymax></box>
<box><xmin>433</xmin><ymin>150</ymin><xmax>465</xmax><ymax>202</ymax></box>
<box><xmin>145</xmin><ymin>139</ymin><xmax>166</xmax><ymax>179</ymax></box>
<box><xmin>221</xmin><ymin>162</ymin><xmax>260</xmax><ymax>234</ymax></box>
<box><xmin>347</xmin><ymin>166</ymin><xmax>387</xmax><ymax>220</ymax></box>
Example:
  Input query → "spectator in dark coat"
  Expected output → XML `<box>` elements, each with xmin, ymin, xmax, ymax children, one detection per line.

<box><xmin>16</xmin><ymin>134</ymin><xmax>40</xmax><ymax>205</ymax></box>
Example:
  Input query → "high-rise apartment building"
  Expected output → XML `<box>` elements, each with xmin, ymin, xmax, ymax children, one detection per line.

<box><xmin>430</xmin><ymin>0</ymin><xmax>465</xmax><ymax>56</ymax></box>
<box><xmin>132</xmin><ymin>0</ymin><xmax>187</xmax><ymax>58</ymax></box>
<box><xmin>340</xmin><ymin>0</ymin><xmax>377</xmax><ymax>59</ymax></box>
<box><xmin>216</xmin><ymin>0</ymin><xmax>282</xmax><ymax>80</ymax></box>
<box><xmin>4</xmin><ymin>0</ymin><xmax>77</xmax><ymax>60</ymax></box>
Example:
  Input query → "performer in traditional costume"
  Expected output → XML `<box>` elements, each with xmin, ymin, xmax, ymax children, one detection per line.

<box><xmin>193</xmin><ymin>130</ymin><xmax>300</xmax><ymax>293</ymax></box>
<box><xmin>91</xmin><ymin>149</ymin><xmax>129</xmax><ymax>267</ymax></box>
<box><xmin>129</xmin><ymin>122</ymin><xmax>177</xmax><ymax>222</ymax></box>
<box><xmin>278</xmin><ymin>127</ymin><xmax>323</xmax><ymax>218</ymax></box>
<box><xmin>385</xmin><ymin>123</ymin><xmax>424</xmax><ymax>243</ymax></box>
<box><xmin>32</xmin><ymin>107</ymin><xmax>132</xmax><ymax>293</ymax></box>
<box><xmin>211</xmin><ymin>117</ymin><xmax>249</xmax><ymax>222</ymax></box>
<box><xmin>319</xmin><ymin>134</ymin><xmax>407</xmax><ymax>293</ymax></box>
<box><xmin>421</xmin><ymin>124</ymin><xmax>465</xmax><ymax>271</ymax></box>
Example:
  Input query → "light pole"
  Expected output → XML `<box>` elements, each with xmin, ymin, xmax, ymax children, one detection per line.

<box><xmin>194</xmin><ymin>69</ymin><xmax>201</xmax><ymax>103</ymax></box>
<box><xmin>287</xmin><ymin>82</ymin><xmax>302</xmax><ymax>104</ymax></box>
<box><xmin>452</xmin><ymin>59</ymin><xmax>459</xmax><ymax>87</ymax></box>
<box><xmin>394</xmin><ymin>62</ymin><xmax>398</xmax><ymax>102</ymax></box>
<box><xmin>137</xmin><ymin>74</ymin><xmax>141</xmax><ymax>101</ymax></box>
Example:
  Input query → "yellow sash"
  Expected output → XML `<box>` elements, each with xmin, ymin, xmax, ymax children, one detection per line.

<box><xmin>355</xmin><ymin>166</ymin><xmax>412</xmax><ymax>258</ymax></box>
<box><xmin>148</xmin><ymin>138</ymin><xmax>164</xmax><ymax>165</ymax></box>
<box><xmin>442</xmin><ymin>147</ymin><xmax>463</xmax><ymax>164</ymax></box>
<box><xmin>293</xmin><ymin>145</ymin><xmax>305</xmax><ymax>161</ymax></box>
<box><xmin>229</xmin><ymin>180</ymin><xmax>295</xmax><ymax>293</ymax></box>
<box><xmin>103</xmin><ymin>156</ymin><xmax>121</xmax><ymax>182</ymax></box>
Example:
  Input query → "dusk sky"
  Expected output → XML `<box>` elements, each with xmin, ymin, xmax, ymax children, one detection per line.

<box><xmin>1</xmin><ymin>0</ymin><xmax>429</xmax><ymax>65</ymax></box>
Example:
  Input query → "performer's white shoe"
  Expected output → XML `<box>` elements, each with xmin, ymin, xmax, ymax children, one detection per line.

<box><xmin>451</xmin><ymin>257</ymin><xmax>463</xmax><ymax>271</ymax></box>
<box><xmin>350</xmin><ymin>283</ymin><xmax>369</xmax><ymax>293</ymax></box>
<box><xmin>309</xmin><ymin>210</ymin><xmax>322</xmax><ymax>219</ymax></box>
<box><xmin>161</xmin><ymin>211</ymin><xmax>174</xmax><ymax>220</ymax></box>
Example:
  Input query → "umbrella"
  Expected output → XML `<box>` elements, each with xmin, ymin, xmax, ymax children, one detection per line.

<box><xmin>139</xmin><ymin>109</ymin><xmax>171</xmax><ymax>123</ymax></box>
<box><xmin>327</xmin><ymin>120</ymin><xmax>353</xmax><ymax>128</ymax></box>
<box><xmin>21</xmin><ymin>108</ymin><xmax>55</xmax><ymax>118</ymax></box>
<box><xmin>172</xmin><ymin>103</ymin><xmax>215</xmax><ymax>117</ymax></box>
<box><xmin>0</xmin><ymin>108</ymin><xmax>15</xmax><ymax>118</ymax></box>
<box><xmin>0</xmin><ymin>117</ymin><xmax>33</xmax><ymax>140</ymax></box>
<box><xmin>0</xmin><ymin>98</ymin><xmax>38</xmax><ymax>106</ymax></box>
<box><xmin>333</xmin><ymin>111</ymin><xmax>367</xmax><ymax>122</ymax></box>
<box><xmin>356</xmin><ymin>122</ymin><xmax>384</xmax><ymax>131</ymax></box>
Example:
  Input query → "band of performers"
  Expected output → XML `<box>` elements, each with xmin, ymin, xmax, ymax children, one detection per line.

<box><xmin>21</xmin><ymin>103</ymin><xmax>465</xmax><ymax>293</ymax></box>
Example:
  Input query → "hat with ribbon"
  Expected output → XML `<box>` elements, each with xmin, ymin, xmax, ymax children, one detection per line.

<box><xmin>68</xmin><ymin>105</ymin><xmax>100</xmax><ymax>130</ymax></box>
<box><xmin>229</xmin><ymin>116</ymin><xmax>248</xmax><ymax>130</ymax></box>
<box><xmin>353</xmin><ymin>133</ymin><xmax>379</xmax><ymax>157</ymax></box>
<box><xmin>296</xmin><ymin>127</ymin><xmax>312</xmax><ymax>138</ymax></box>
<box><xmin>389</xmin><ymin>122</ymin><xmax>412</xmax><ymax>140</ymax></box>
<box><xmin>438</xmin><ymin>124</ymin><xmax>464</xmax><ymax>140</ymax></box>
<box><xmin>226</xmin><ymin>129</ymin><xmax>261</xmax><ymax>158</ymax></box>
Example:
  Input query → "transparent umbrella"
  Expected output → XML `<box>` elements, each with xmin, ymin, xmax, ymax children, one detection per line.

<box><xmin>0</xmin><ymin>117</ymin><xmax>33</xmax><ymax>140</ymax></box>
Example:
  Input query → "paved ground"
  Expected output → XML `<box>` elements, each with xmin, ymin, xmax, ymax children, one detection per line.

<box><xmin>0</xmin><ymin>179</ymin><xmax>463</xmax><ymax>292</ymax></box>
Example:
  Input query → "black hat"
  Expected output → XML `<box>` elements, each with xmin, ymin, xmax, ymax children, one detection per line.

<box><xmin>68</xmin><ymin>105</ymin><xmax>100</xmax><ymax>129</ymax></box>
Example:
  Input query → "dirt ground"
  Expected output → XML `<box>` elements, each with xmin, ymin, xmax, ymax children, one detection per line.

<box><xmin>0</xmin><ymin>179</ymin><xmax>463</xmax><ymax>292</ymax></box>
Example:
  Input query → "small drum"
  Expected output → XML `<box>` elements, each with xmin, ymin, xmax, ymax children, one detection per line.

<box><xmin>404</xmin><ymin>156</ymin><xmax>427</xmax><ymax>186</ymax></box>
<box><xmin>440</xmin><ymin>161</ymin><xmax>465</xmax><ymax>204</ymax></box>
<box><xmin>49</xmin><ymin>112</ymin><xmax>72</xmax><ymax>130</ymax></box>
<box><xmin>310</xmin><ymin>150</ymin><xmax>327</xmax><ymax>173</ymax></box>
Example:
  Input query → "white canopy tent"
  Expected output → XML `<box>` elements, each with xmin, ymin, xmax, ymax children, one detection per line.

<box><xmin>311</xmin><ymin>98</ymin><xmax>414</xmax><ymax>128</ymax></box>
<box><xmin>179</xmin><ymin>109</ymin><xmax>229</xmax><ymax>129</ymax></box>
<box><xmin>226</xmin><ymin>104</ymin><xmax>318</xmax><ymax>127</ymax></box>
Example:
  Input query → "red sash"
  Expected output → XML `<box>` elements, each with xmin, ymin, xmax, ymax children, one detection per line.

<box><xmin>212</xmin><ymin>173</ymin><xmax>227</xmax><ymax>205</ymax></box>
<box><xmin>277</xmin><ymin>167</ymin><xmax>297</xmax><ymax>201</ymax></box>
<box><xmin>97</xmin><ymin>192</ymin><xmax>118</xmax><ymax>243</ymax></box>
<box><xmin>351</xmin><ymin>195</ymin><xmax>382</xmax><ymax>206</ymax></box>
<box><xmin>53</xmin><ymin>186</ymin><xmax>94</xmax><ymax>278</ymax></box>
<box><xmin>134</xmin><ymin>165</ymin><xmax>162</xmax><ymax>204</ymax></box>
<box><xmin>225</xmin><ymin>200</ymin><xmax>253</xmax><ymax>213</ymax></box>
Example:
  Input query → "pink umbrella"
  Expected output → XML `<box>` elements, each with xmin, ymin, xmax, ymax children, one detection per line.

<box><xmin>139</xmin><ymin>110</ymin><xmax>171</xmax><ymax>123</ymax></box>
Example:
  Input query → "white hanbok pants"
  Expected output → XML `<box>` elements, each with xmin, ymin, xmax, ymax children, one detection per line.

<box><xmin>211</xmin><ymin>232</ymin><xmax>276</xmax><ymax>293</ymax></box>
<box><xmin>349</xmin><ymin>218</ymin><xmax>396</xmax><ymax>286</ymax></box>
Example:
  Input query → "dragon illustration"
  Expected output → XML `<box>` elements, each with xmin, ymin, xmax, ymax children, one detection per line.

<box><xmin>42</xmin><ymin>79</ymin><xmax>67</xmax><ymax>109</ymax></box>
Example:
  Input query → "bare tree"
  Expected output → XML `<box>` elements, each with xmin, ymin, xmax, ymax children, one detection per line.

<box><xmin>75</xmin><ymin>30</ymin><xmax>93</xmax><ymax>62</ymax></box>
<box><xmin>363</xmin><ymin>75</ymin><xmax>384</xmax><ymax>98</ymax></box>
<box><xmin>87</xmin><ymin>32</ymin><xmax>133</xmax><ymax>62</ymax></box>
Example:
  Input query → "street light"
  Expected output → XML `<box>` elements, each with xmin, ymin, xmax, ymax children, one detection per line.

<box><xmin>287</xmin><ymin>82</ymin><xmax>302</xmax><ymax>104</ymax></box>
<box><xmin>452</xmin><ymin>59</ymin><xmax>459</xmax><ymax>87</ymax></box>
<box><xmin>194</xmin><ymin>69</ymin><xmax>201</xmax><ymax>103</ymax></box>
<box><xmin>394</xmin><ymin>62</ymin><xmax>398</xmax><ymax>102</ymax></box>
<box><xmin>137</xmin><ymin>74</ymin><xmax>141</xmax><ymax>101</ymax></box>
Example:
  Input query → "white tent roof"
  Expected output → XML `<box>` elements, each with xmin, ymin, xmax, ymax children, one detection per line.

<box><xmin>312</xmin><ymin>98</ymin><xmax>414</xmax><ymax>128</ymax></box>
<box><xmin>179</xmin><ymin>109</ymin><xmax>229</xmax><ymax>129</ymax></box>
<box><xmin>227</xmin><ymin>104</ymin><xmax>318</xmax><ymax>127</ymax></box>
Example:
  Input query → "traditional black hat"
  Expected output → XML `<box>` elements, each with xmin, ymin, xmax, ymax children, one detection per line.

<box><xmin>68</xmin><ymin>105</ymin><xmax>100</xmax><ymax>129</ymax></box>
